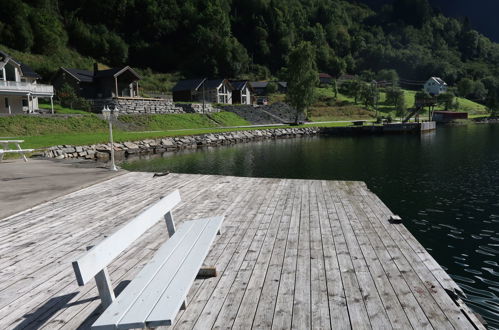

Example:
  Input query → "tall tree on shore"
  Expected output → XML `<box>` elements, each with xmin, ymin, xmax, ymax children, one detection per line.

<box><xmin>286</xmin><ymin>41</ymin><xmax>319</xmax><ymax>124</ymax></box>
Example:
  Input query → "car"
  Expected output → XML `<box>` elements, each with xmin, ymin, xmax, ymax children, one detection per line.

<box><xmin>256</xmin><ymin>97</ymin><xmax>268</xmax><ymax>106</ymax></box>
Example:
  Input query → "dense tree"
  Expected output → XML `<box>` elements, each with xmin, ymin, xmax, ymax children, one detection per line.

<box><xmin>437</xmin><ymin>92</ymin><xmax>456</xmax><ymax>111</ymax></box>
<box><xmin>2</xmin><ymin>0</ymin><xmax>499</xmax><ymax>107</ymax></box>
<box><xmin>266</xmin><ymin>81</ymin><xmax>278</xmax><ymax>94</ymax></box>
<box><xmin>457</xmin><ymin>78</ymin><xmax>474</xmax><ymax>98</ymax></box>
<box><xmin>376</xmin><ymin>69</ymin><xmax>399</xmax><ymax>85</ymax></box>
<box><xmin>331</xmin><ymin>79</ymin><xmax>338</xmax><ymax>100</ymax></box>
<box><xmin>56</xmin><ymin>82</ymin><xmax>90</xmax><ymax>110</ymax></box>
<box><xmin>339</xmin><ymin>80</ymin><xmax>363</xmax><ymax>104</ymax></box>
<box><xmin>392</xmin><ymin>0</ymin><xmax>432</xmax><ymax>28</ymax></box>
<box><xmin>394</xmin><ymin>90</ymin><xmax>406</xmax><ymax>119</ymax></box>
<box><xmin>360</xmin><ymin>83</ymin><xmax>379</xmax><ymax>110</ymax></box>
<box><xmin>386</xmin><ymin>88</ymin><xmax>404</xmax><ymax>106</ymax></box>
<box><xmin>286</xmin><ymin>41</ymin><xmax>318</xmax><ymax>123</ymax></box>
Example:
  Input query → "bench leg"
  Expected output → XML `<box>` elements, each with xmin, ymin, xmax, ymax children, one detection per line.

<box><xmin>94</xmin><ymin>267</ymin><xmax>116</xmax><ymax>310</ymax></box>
<box><xmin>181</xmin><ymin>300</ymin><xmax>187</xmax><ymax>310</ymax></box>
<box><xmin>16</xmin><ymin>144</ymin><xmax>28</xmax><ymax>162</ymax></box>
<box><xmin>164</xmin><ymin>211</ymin><xmax>176</xmax><ymax>237</ymax></box>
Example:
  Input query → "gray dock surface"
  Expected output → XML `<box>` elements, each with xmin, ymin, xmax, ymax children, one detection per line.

<box><xmin>0</xmin><ymin>172</ymin><xmax>484</xmax><ymax>329</ymax></box>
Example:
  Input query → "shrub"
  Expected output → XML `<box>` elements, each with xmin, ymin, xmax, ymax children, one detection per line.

<box><xmin>57</xmin><ymin>83</ymin><xmax>91</xmax><ymax>111</ymax></box>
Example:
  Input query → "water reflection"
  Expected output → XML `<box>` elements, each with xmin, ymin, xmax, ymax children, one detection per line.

<box><xmin>123</xmin><ymin>125</ymin><xmax>499</xmax><ymax>328</ymax></box>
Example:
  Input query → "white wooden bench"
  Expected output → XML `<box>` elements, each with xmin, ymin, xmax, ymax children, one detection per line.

<box><xmin>71</xmin><ymin>190</ymin><xmax>224</xmax><ymax>329</ymax></box>
<box><xmin>0</xmin><ymin>140</ymin><xmax>34</xmax><ymax>162</ymax></box>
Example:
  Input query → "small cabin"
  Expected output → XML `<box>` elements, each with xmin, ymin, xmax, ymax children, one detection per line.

<box><xmin>319</xmin><ymin>73</ymin><xmax>333</xmax><ymax>85</ymax></box>
<box><xmin>53</xmin><ymin>64</ymin><xmax>141</xmax><ymax>99</ymax></box>
<box><xmin>432</xmin><ymin>111</ymin><xmax>468</xmax><ymax>123</ymax></box>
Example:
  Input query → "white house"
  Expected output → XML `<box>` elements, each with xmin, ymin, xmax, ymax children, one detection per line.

<box><xmin>0</xmin><ymin>50</ymin><xmax>54</xmax><ymax>114</ymax></box>
<box><xmin>203</xmin><ymin>79</ymin><xmax>233</xmax><ymax>104</ymax></box>
<box><xmin>230</xmin><ymin>80</ymin><xmax>253</xmax><ymax>104</ymax></box>
<box><xmin>424</xmin><ymin>77</ymin><xmax>448</xmax><ymax>96</ymax></box>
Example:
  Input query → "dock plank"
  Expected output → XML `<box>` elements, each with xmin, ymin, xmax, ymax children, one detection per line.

<box><xmin>0</xmin><ymin>173</ymin><xmax>484</xmax><ymax>330</ymax></box>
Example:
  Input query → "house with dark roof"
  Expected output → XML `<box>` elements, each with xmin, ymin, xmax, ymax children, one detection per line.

<box><xmin>319</xmin><ymin>73</ymin><xmax>333</xmax><ymax>85</ymax></box>
<box><xmin>229</xmin><ymin>80</ymin><xmax>253</xmax><ymax>104</ymax></box>
<box><xmin>249</xmin><ymin>81</ymin><xmax>268</xmax><ymax>96</ymax></box>
<box><xmin>172</xmin><ymin>78</ymin><xmax>233</xmax><ymax>104</ymax></box>
<box><xmin>52</xmin><ymin>63</ymin><xmax>141</xmax><ymax>100</ymax></box>
<box><xmin>338</xmin><ymin>74</ymin><xmax>357</xmax><ymax>82</ymax></box>
<box><xmin>424</xmin><ymin>77</ymin><xmax>448</xmax><ymax>96</ymax></box>
<box><xmin>0</xmin><ymin>50</ymin><xmax>54</xmax><ymax>114</ymax></box>
<box><xmin>250</xmin><ymin>81</ymin><xmax>287</xmax><ymax>96</ymax></box>
<box><xmin>277</xmin><ymin>81</ymin><xmax>287</xmax><ymax>93</ymax></box>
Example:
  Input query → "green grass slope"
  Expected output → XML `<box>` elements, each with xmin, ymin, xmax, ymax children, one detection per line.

<box><xmin>312</xmin><ymin>87</ymin><xmax>488</xmax><ymax>122</ymax></box>
<box><xmin>0</xmin><ymin>111</ymin><xmax>252</xmax><ymax>150</ymax></box>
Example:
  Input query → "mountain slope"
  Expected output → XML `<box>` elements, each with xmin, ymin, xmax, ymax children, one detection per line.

<box><xmin>2</xmin><ymin>0</ymin><xmax>499</xmax><ymax>97</ymax></box>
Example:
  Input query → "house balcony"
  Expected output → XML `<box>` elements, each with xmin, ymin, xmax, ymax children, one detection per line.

<box><xmin>0</xmin><ymin>81</ymin><xmax>54</xmax><ymax>97</ymax></box>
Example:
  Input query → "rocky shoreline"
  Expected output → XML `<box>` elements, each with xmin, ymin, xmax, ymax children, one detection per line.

<box><xmin>473</xmin><ymin>116</ymin><xmax>499</xmax><ymax>124</ymax></box>
<box><xmin>43</xmin><ymin>127</ymin><xmax>321</xmax><ymax>161</ymax></box>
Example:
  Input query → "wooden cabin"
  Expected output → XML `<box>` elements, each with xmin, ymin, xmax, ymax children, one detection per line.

<box><xmin>53</xmin><ymin>64</ymin><xmax>141</xmax><ymax>99</ymax></box>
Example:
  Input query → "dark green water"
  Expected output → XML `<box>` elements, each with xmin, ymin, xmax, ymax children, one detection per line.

<box><xmin>123</xmin><ymin>124</ymin><xmax>499</xmax><ymax>328</ymax></box>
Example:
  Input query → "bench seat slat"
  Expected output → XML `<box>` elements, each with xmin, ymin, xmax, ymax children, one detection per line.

<box><xmin>145</xmin><ymin>215</ymin><xmax>224</xmax><ymax>328</ymax></box>
<box><xmin>92</xmin><ymin>216</ymin><xmax>223</xmax><ymax>330</ymax></box>
<box><xmin>0</xmin><ymin>149</ymin><xmax>34</xmax><ymax>153</ymax></box>
<box><xmin>91</xmin><ymin>220</ymin><xmax>199</xmax><ymax>330</ymax></box>
<box><xmin>117</xmin><ymin>217</ymin><xmax>222</xmax><ymax>329</ymax></box>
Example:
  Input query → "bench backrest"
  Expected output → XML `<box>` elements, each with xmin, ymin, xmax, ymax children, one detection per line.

<box><xmin>72</xmin><ymin>190</ymin><xmax>181</xmax><ymax>286</ymax></box>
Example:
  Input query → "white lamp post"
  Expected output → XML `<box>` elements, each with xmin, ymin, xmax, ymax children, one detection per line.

<box><xmin>102</xmin><ymin>106</ymin><xmax>119</xmax><ymax>171</ymax></box>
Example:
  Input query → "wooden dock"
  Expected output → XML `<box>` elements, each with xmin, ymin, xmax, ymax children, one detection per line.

<box><xmin>0</xmin><ymin>173</ymin><xmax>484</xmax><ymax>329</ymax></box>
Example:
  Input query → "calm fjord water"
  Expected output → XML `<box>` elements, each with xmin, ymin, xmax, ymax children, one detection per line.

<box><xmin>123</xmin><ymin>124</ymin><xmax>499</xmax><ymax>328</ymax></box>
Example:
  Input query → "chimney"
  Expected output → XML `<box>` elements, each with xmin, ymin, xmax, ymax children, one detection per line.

<box><xmin>93</xmin><ymin>63</ymin><xmax>99</xmax><ymax>75</ymax></box>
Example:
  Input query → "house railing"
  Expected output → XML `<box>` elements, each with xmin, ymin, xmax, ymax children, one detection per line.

<box><xmin>0</xmin><ymin>81</ymin><xmax>54</xmax><ymax>95</ymax></box>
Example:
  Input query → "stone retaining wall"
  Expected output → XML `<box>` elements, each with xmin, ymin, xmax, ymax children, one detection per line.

<box><xmin>90</xmin><ymin>98</ymin><xmax>220</xmax><ymax>115</ymax></box>
<box><xmin>43</xmin><ymin>127</ymin><xmax>320</xmax><ymax>161</ymax></box>
<box><xmin>175</xmin><ymin>103</ymin><xmax>220</xmax><ymax>113</ymax></box>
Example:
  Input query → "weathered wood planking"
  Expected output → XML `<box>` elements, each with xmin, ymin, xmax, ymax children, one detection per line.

<box><xmin>0</xmin><ymin>173</ymin><xmax>485</xmax><ymax>330</ymax></box>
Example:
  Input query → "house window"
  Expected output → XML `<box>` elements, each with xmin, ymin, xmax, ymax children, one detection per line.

<box><xmin>4</xmin><ymin>98</ymin><xmax>8</xmax><ymax>108</ymax></box>
<box><xmin>22</xmin><ymin>98</ymin><xmax>28</xmax><ymax>107</ymax></box>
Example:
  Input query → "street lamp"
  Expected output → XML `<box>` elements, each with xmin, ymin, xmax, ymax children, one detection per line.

<box><xmin>102</xmin><ymin>106</ymin><xmax>119</xmax><ymax>171</ymax></box>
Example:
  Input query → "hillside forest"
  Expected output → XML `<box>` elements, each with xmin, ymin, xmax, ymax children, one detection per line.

<box><xmin>2</xmin><ymin>0</ymin><xmax>499</xmax><ymax>108</ymax></box>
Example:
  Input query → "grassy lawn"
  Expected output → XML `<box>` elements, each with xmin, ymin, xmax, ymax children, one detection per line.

<box><xmin>312</xmin><ymin>87</ymin><xmax>488</xmax><ymax>122</ymax></box>
<box><xmin>209</xmin><ymin>112</ymin><xmax>250</xmax><ymax>126</ymax></box>
<box><xmin>13</xmin><ymin>123</ymin><xmax>350</xmax><ymax>150</ymax></box>
<box><xmin>6</xmin><ymin>120</ymin><xmax>368</xmax><ymax>150</ymax></box>
<box><xmin>0</xmin><ymin>111</ymin><xmax>251</xmax><ymax>138</ymax></box>
<box><xmin>0</xmin><ymin>114</ymin><xmax>107</xmax><ymax>136</ymax></box>
<box><xmin>39</xmin><ymin>103</ymin><xmax>91</xmax><ymax>115</ymax></box>
<box><xmin>2</xmin><ymin>87</ymin><xmax>490</xmax><ymax>153</ymax></box>
<box><xmin>119</xmin><ymin>112</ymin><xmax>249</xmax><ymax>131</ymax></box>
<box><xmin>309</xmin><ymin>105</ymin><xmax>374</xmax><ymax>121</ymax></box>
<box><xmin>119</xmin><ymin>113</ymin><xmax>219</xmax><ymax>131</ymax></box>
<box><xmin>378</xmin><ymin>89</ymin><xmax>487</xmax><ymax>114</ymax></box>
